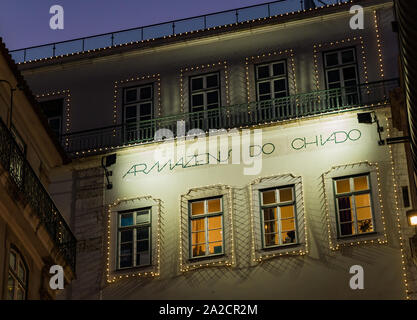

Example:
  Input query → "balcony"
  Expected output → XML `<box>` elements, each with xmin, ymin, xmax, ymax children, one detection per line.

<box><xmin>9</xmin><ymin>0</ymin><xmax>350</xmax><ymax>64</ymax></box>
<box><xmin>0</xmin><ymin>117</ymin><xmax>77</xmax><ymax>273</ymax></box>
<box><xmin>62</xmin><ymin>79</ymin><xmax>398</xmax><ymax>157</ymax></box>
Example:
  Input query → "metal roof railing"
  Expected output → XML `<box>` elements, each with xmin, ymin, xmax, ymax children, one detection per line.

<box><xmin>9</xmin><ymin>0</ymin><xmax>348</xmax><ymax>63</ymax></box>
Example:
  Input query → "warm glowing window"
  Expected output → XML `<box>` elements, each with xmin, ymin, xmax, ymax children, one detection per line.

<box><xmin>118</xmin><ymin>208</ymin><xmax>151</xmax><ymax>269</ymax></box>
<box><xmin>189</xmin><ymin>197</ymin><xmax>223</xmax><ymax>258</ymax></box>
<box><xmin>7</xmin><ymin>248</ymin><xmax>27</xmax><ymax>300</ymax></box>
<box><xmin>334</xmin><ymin>174</ymin><xmax>374</xmax><ymax>237</ymax></box>
<box><xmin>260</xmin><ymin>186</ymin><xmax>297</xmax><ymax>247</ymax></box>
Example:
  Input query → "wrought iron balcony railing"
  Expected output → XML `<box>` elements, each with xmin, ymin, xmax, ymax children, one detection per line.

<box><xmin>62</xmin><ymin>78</ymin><xmax>398</xmax><ymax>156</ymax></box>
<box><xmin>0</xmin><ymin>117</ymin><xmax>76</xmax><ymax>273</ymax></box>
<box><xmin>9</xmin><ymin>0</ymin><xmax>350</xmax><ymax>63</ymax></box>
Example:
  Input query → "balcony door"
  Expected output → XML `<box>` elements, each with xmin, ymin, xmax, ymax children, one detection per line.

<box><xmin>123</xmin><ymin>84</ymin><xmax>154</xmax><ymax>143</ymax></box>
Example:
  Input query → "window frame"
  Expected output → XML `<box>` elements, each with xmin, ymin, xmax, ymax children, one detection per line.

<box><xmin>254</xmin><ymin>59</ymin><xmax>289</xmax><ymax>102</ymax></box>
<box><xmin>188</xmin><ymin>196</ymin><xmax>225</xmax><ymax>260</ymax></box>
<box><xmin>323</xmin><ymin>47</ymin><xmax>360</xmax><ymax>91</ymax></box>
<box><xmin>38</xmin><ymin>98</ymin><xmax>64</xmax><ymax>137</ymax></box>
<box><xmin>259</xmin><ymin>185</ymin><xmax>298</xmax><ymax>249</ymax></box>
<box><xmin>332</xmin><ymin>173</ymin><xmax>376</xmax><ymax>239</ymax></box>
<box><xmin>116</xmin><ymin>207</ymin><xmax>152</xmax><ymax>270</ymax></box>
<box><xmin>122</xmin><ymin>83</ymin><xmax>155</xmax><ymax>142</ymax></box>
<box><xmin>7</xmin><ymin>247</ymin><xmax>28</xmax><ymax>300</ymax></box>
<box><xmin>188</xmin><ymin>71</ymin><xmax>221</xmax><ymax>113</ymax></box>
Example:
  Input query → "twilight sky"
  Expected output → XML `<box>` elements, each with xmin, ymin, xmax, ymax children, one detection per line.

<box><xmin>0</xmin><ymin>0</ymin><xmax>299</xmax><ymax>50</ymax></box>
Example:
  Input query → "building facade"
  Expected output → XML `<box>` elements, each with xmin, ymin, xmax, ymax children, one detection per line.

<box><xmin>14</xmin><ymin>0</ymin><xmax>417</xmax><ymax>299</ymax></box>
<box><xmin>0</xmin><ymin>39</ymin><xmax>76</xmax><ymax>300</ymax></box>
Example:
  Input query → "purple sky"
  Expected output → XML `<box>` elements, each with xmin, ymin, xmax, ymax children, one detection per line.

<box><xmin>0</xmin><ymin>0</ymin><xmax>297</xmax><ymax>50</ymax></box>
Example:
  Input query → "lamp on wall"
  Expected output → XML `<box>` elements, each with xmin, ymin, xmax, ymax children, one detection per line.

<box><xmin>102</xmin><ymin>154</ymin><xmax>116</xmax><ymax>190</ymax></box>
<box><xmin>357</xmin><ymin>112</ymin><xmax>385</xmax><ymax>145</ymax></box>
<box><xmin>406</xmin><ymin>209</ymin><xmax>417</xmax><ymax>227</ymax></box>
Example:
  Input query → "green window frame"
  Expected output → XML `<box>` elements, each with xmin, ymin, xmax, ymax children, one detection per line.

<box><xmin>189</xmin><ymin>197</ymin><xmax>224</xmax><ymax>259</ymax></box>
<box><xmin>117</xmin><ymin>208</ymin><xmax>151</xmax><ymax>269</ymax></box>
<box><xmin>260</xmin><ymin>185</ymin><xmax>297</xmax><ymax>248</ymax></box>
<box><xmin>7</xmin><ymin>247</ymin><xmax>28</xmax><ymax>300</ymax></box>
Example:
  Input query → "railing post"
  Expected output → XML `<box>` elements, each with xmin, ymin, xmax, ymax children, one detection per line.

<box><xmin>268</xmin><ymin>4</ymin><xmax>271</xmax><ymax>17</ymax></box>
<box><xmin>204</xmin><ymin>16</ymin><xmax>207</xmax><ymax>29</ymax></box>
<box><xmin>235</xmin><ymin>10</ymin><xmax>239</xmax><ymax>23</ymax></box>
<box><xmin>111</xmin><ymin>33</ymin><xmax>114</xmax><ymax>46</ymax></box>
<box><xmin>82</xmin><ymin>39</ymin><xmax>85</xmax><ymax>52</ymax></box>
<box><xmin>23</xmin><ymin>49</ymin><xmax>26</xmax><ymax>62</ymax></box>
<box><xmin>172</xmin><ymin>22</ymin><xmax>175</xmax><ymax>35</ymax></box>
<box><xmin>53</xmin><ymin>44</ymin><xmax>56</xmax><ymax>57</ymax></box>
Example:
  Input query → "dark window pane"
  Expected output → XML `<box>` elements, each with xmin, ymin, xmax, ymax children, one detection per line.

<box><xmin>341</xmin><ymin>50</ymin><xmax>355</xmax><ymax>63</ymax></box>
<box><xmin>39</xmin><ymin>99</ymin><xmax>63</xmax><ymax>118</ymax></box>
<box><xmin>206</xmin><ymin>74</ymin><xmax>219</xmax><ymax>88</ymax></box>
<box><xmin>121</xmin><ymin>213</ymin><xmax>133</xmax><ymax>227</ymax></box>
<box><xmin>192</xmin><ymin>94</ymin><xmax>204</xmax><ymax>107</ymax></box>
<box><xmin>258</xmin><ymin>82</ymin><xmax>271</xmax><ymax>95</ymax></box>
<box><xmin>274</xmin><ymin>79</ymin><xmax>286</xmax><ymax>92</ymax></box>
<box><xmin>263</xmin><ymin>207</ymin><xmax>276</xmax><ymax>221</ymax></box>
<box><xmin>257</xmin><ymin>65</ymin><xmax>269</xmax><ymax>79</ymax></box>
<box><xmin>343</xmin><ymin>67</ymin><xmax>357</xmax><ymax>81</ymax></box>
<box><xmin>48</xmin><ymin>118</ymin><xmax>61</xmax><ymax>134</ymax></box>
<box><xmin>137</xmin><ymin>227</ymin><xmax>149</xmax><ymax>240</ymax></box>
<box><xmin>191</xmin><ymin>77</ymin><xmax>203</xmax><ymax>91</ymax></box>
<box><xmin>265</xmin><ymin>233</ymin><xmax>277</xmax><ymax>246</ymax></box>
<box><xmin>207</xmin><ymin>91</ymin><xmax>219</xmax><ymax>104</ymax></box>
<box><xmin>140</xmin><ymin>103</ymin><xmax>152</xmax><ymax>116</ymax></box>
<box><xmin>273</xmin><ymin>63</ymin><xmax>285</xmax><ymax>76</ymax></box>
<box><xmin>340</xmin><ymin>223</ymin><xmax>354</xmax><ymax>236</ymax></box>
<box><xmin>126</xmin><ymin>89</ymin><xmax>137</xmax><ymax>102</ymax></box>
<box><xmin>329</xmin><ymin>83</ymin><xmax>341</xmax><ymax>89</ymax></box>
<box><xmin>137</xmin><ymin>240</ymin><xmax>149</xmax><ymax>252</ymax></box>
<box><xmin>264</xmin><ymin>221</ymin><xmax>277</xmax><ymax>233</ymax></box>
<box><xmin>125</xmin><ymin>106</ymin><xmax>137</xmax><ymax>119</ymax></box>
<box><xmin>120</xmin><ymin>230</ymin><xmax>133</xmax><ymax>242</ymax></box>
<box><xmin>339</xmin><ymin>210</ymin><xmax>352</xmax><ymax>223</ymax></box>
<box><xmin>259</xmin><ymin>94</ymin><xmax>271</xmax><ymax>101</ymax></box>
<box><xmin>325</xmin><ymin>53</ymin><xmax>339</xmax><ymax>67</ymax></box>
<box><xmin>344</xmin><ymin>80</ymin><xmax>357</xmax><ymax>88</ymax></box>
<box><xmin>120</xmin><ymin>255</ymin><xmax>132</xmax><ymax>268</ymax></box>
<box><xmin>327</xmin><ymin>70</ymin><xmax>340</xmax><ymax>83</ymax></box>
<box><xmin>140</xmin><ymin>86</ymin><xmax>152</xmax><ymax>100</ymax></box>
<box><xmin>120</xmin><ymin>243</ymin><xmax>132</xmax><ymax>255</ymax></box>
<box><xmin>338</xmin><ymin>197</ymin><xmax>351</xmax><ymax>211</ymax></box>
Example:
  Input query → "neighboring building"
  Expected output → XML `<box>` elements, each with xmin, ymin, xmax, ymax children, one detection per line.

<box><xmin>13</xmin><ymin>0</ymin><xmax>417</xmax><ymax>299</ymax></box>
<box><xmin>0</xmin><ymin>39</ymin><xmax>76</xmax><ymax>299</ymax></box>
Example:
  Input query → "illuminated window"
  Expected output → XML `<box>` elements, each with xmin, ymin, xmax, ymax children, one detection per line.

<box><xmin>117</xmin><ymin>208</ymin><xmax>151</xmax><ymax>269</ymax></box>
<box><xmin>260</xmin><ymin>186</ymin><xmax>297</xmax><ymax>247</ymax></box>
<box><xmin>39</xmin><ymin>98</ymin><xmax>64</xmax><ymax>137</ymax></box>
<box><xmin>323</xmin><ymin>47</ymin><xmax>359</xmax><ymax>106</ymax></box>
<box><xmin>123</xmin><ymin>84</ymin><xmax>154</xmax><ymax>142</ymax></box>
<box><xmin>189</xmin><ymin>72</ymin><xmax>221</xmax><ymax>130</ymax></box>
<box><xmin>7</xmin><ymin>248</ymin><xmax>27</xmax><ymax>300</ymax></box>
<box><xmin>334</xmin><ymin>174</ymin><xmax>375</xmax><ymax>237</ymax></box>
<box><xmin>189</xmin><ymin>197</ymin><xmax>224</xmax><ymax>258</ymax></box>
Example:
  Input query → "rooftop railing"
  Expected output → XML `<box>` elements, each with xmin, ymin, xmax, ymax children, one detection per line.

<box><xmin>62</xmin><ymin>78</ymin><xmax>398</xmax><ymax>156</ymax></box>
<box><xmin>0</xmin><ymin>117</ymin><xmax>76</xmax><ymax>273</ymax></box>
<box><xmin>9</xmin><ymin>0</ymin><xmax>349</xmax><ymax>63</ymax></box>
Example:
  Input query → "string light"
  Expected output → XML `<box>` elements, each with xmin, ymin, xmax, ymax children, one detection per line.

<box><xmin>16</xmin><ymin>1</ymin><xmax>355</xmax><ymax>65</ymax></box>
<box><xmin>373</xmin><ymin>10</ymin><xmax>385</xmax><ymax>79</ymax></box>
<box><xmin>249</xmin><ymin>174</ymin><xmax>308</xmax><ymax>262</ymax></box>
<box><xmin>106</xmin><ymin>196</ymin><xmax>162</xmax><ymax>283</ymax></box>
<box><xmin>385</xmin><ymin>116</ymin><xmax>410</xmax><ymax>300</ymax></box>
<box><xmin>36</xmin><ymin>89</ymin><xmax>71</xmax><ymax>146</ymax></box>
<box><xmin>179</xmin><ymin>184</ymin><xmax>235</xmax><ymax>272</ymax></box>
